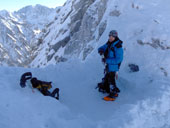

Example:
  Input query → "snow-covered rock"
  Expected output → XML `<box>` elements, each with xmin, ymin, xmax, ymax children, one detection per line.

<box><xmin>0</xmin><ymin>5</ymin><xmax>57</xmax><ymax>66</ymax></box>
<box><xmin>0</xmin><ymin>10</ymin><xmax>32</xmax><ymax>66</ymax></box>
<box><xmin>14</xmin><ymin>4</ymin><xmax>57</xmax><ymax>32</ymax></box>
<box><xmin>31</xmin><ymin>0</ymin><xmax>170</xmax><ymax>70</ymax></box>
<box><xmin>31</xmin><ymin>0</ymin><xmax>108</xmax><ymax>67</ymax></box>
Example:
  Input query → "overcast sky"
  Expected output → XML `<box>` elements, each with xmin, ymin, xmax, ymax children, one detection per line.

<box><xmin>0</xmin><ymin>0</ymin><xmax>67</xmax><ymax>11</ymax></box>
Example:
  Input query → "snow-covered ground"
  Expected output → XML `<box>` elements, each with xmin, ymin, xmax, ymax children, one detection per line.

<box><xmin>0</xmin><ymin>50</ymin><xmax>170</xmax><ymax>128</ymax></box>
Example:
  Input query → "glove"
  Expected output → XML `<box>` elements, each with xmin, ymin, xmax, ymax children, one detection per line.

<box><xmin>98</xmin><ymin>50</ymin><xmax>104</xmax><ymax>55</ymax></box>
<box><xmin>102</xmin><ymin>58</ymin><xmax>106</xmax><ymax>63</ymax></box>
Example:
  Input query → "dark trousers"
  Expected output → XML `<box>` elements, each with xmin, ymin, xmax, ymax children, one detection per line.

<box><xmin>104</xmin><ymin>72</ymin><xmax>117</xmax><ymax>93</ymax></box>
<box><xmin>39</xmin><ymin>88</ymin><xmax>59</xmax><ymax>98</ymax></box>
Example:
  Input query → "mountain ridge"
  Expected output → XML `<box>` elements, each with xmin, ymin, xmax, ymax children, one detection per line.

<box><xmin>0</xmin><ymin>4</ymin><xmax>57</xmax><ymax>66</ymax></box>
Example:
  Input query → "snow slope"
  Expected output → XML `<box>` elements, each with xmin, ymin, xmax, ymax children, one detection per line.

<box><xmin>0</xmin><ymin>50</ymin><xmax>170</xmax><ymax>127</ymax></box>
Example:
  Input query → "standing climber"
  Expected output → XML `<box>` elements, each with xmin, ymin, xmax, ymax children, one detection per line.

<box><xmin>98</xmin><ymin>30</ymin><xmax>123</xmax><ymax>101</ymax></box>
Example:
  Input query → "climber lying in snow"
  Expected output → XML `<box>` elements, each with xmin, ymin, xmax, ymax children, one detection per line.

<box><xmin>20</xmin><ymin>72</ymin><xmax>59</xmax><ymax>100</ymax></box>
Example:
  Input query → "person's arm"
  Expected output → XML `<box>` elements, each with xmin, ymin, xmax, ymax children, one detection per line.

<box><xmin>98</xmin><ymin>44</ymin><xmax>107</xmax><ymax>55</ymax></box>
<box><xmin>28</xmin><ymin>81</ymin><xmax>35</xmax><ymax>93</ymax></box>
<box><xmin>106</xmin><ymin>47</ymin><xmax>123</xmax><ymax>65</ymax></box>
<box><xmin>30</xmin><ymin>85</ymin><xmax>35</xmax><ymax>93</ymax></box>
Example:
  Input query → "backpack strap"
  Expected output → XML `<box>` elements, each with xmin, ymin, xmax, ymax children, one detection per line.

<box><xmin>104</xmin><ymin>40</ymin><xmax>122</xmax><ymax>58</ymax></box>
<box><xmin>112</xmin><ymin>40</ymin><xmax>120</xmax><ymax>47</ymax></box>
<box><xmin>115</xmin><ymin>41</ymin><xmax>123</xmax><ymax>48</ymax></box>
<box><xmin>110</xmin><ymin>40</ymin><xmax>120</xmax><ymax>57</ymax></box>
<box><xmin>112</xmin><ymin>40</ymin><xmax>123</xmax><ymax>68</ymax></box>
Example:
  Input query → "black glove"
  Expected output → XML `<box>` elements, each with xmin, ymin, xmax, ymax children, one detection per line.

<box><xmin>102</xmin><ymin>58</ymin><xmax>106</xmax><ymax>63</ymax></box>
<box><xmin>98</xmin><ymin>50</ymin><xmax>104</xmax><ymax>55</ymax></box>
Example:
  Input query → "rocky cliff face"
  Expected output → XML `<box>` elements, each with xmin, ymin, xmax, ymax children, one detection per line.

<box><xmin>31</xmin><ymin>0</ymin><xmax>108</xmax><ymax>67</ymax></box>
<box><xmin>0</xmin><ymin>10</ymin><xmax>32</xmax><ymax>66</ymax></box>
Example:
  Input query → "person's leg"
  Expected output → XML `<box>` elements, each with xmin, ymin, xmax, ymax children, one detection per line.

<box><xmin>104</xmin><ymin>73</ymin><xmax>111</xmax><ymax>93</ymax></box>
<box><xmin>40</xmin><ymin>89</ymin><xmax>51</xmax><ymax>96</ymax></box>
<box><xmin>108</xmin><ymin>72</ymin><xmax>120</xmax><ymax>96</ymax></box>
<box><xmin>40</xmin><ymin>88</ymin><xmax>59</xmax><ymax>100</ymax></box>
<box><xmin>51</xmin><ymin>88</ymin><xmax>59</xmax><ymax>100</ymax></box>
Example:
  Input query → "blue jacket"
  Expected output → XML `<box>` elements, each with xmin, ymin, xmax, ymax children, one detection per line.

<box><xmin>98</xmin><ymin>39</ymin><xmax>123</xmax><ymax>72</ymax></box>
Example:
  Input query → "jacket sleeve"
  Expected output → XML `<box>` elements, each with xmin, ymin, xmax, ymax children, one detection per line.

<box><xmin>98</xmin><ymin>44</ymin><xmax>107</xmax><ymax>53</ymax></box>
<box><xmin>106</xmin><ymin>47</ymin><xmax>123</xmax><ymax>65</ymax></box>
